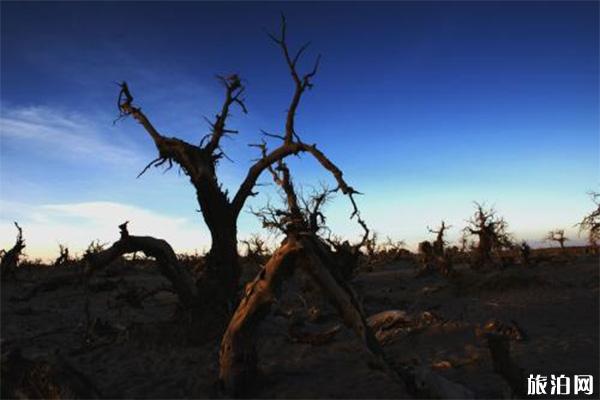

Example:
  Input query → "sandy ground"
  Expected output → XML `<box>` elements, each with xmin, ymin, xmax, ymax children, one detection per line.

<box><xmin>1</xmin><ymin>254</ymin><xmax>598</xmax><ymax>398</ymax></box>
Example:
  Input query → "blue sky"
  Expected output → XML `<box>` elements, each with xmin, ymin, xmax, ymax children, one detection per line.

<box><xmin>1</xmin><ymin>1</ymin><xmax>598</xmax><ymax>259</ymax></box>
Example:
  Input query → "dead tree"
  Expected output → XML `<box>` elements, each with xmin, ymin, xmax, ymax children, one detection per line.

<box><xmin>545</xmin><ymin>229</ymin><xmax>568</xmax><ymax>250</ymax></box>
<box><xmin>218</xmin><ymin>160</ymin><xmax>381</xmax><ymax>396</ymax></box>
<box><xmin>428</xmin><ymin>221</ymin><xmax>454</xmax><ymax>275</ymax></box>
<box><xmin>417</xmin><ymin>241</ymin><xmax>451</xmax><ymax>277</ymax></box>
<box><xmin>364</xmin><ymin>231</ymin><xmax>379</xmax><ymax>259</ymax></box>
<box><xmin>427</xmin><ymin>221</ymin><xmax>451</xmax><ymax>258</ymax></box>
<box><xmin>577</xmin><ymin>191</ymin><xmax>600</xmax><ymax>251</ymax></box>
<box><xmin>84</xmin><ymin>222</ymin><xmax>199</xmax><ymax>311</ymax></box>
<box><xmin>241</xmin><ymin>234</ymin><xmax>268</xmax><ymax>266</ymax></box>
<box><xmin>463</xmin><ymin>203</ymin><xmax>512</xmax><ymax>269</ymax></box>
<box><xmin>1</xmin><ymin>222</ymin><xmax>25</xmax><ymax>279</ymax></box>
<box><xmin>416</xmin><ymin>222</ymin><xmax>453</xmax><ymax>276</ymax></box>
<box><xmin>115</xmin><ymin>16</ymin><xmax>362</xmax><ymax>305</ymax></box>
<box><xmin>53</xmin><ymin>244</ymin><xmax>70</xmax><ymax>267</ymax></box>
<box><xmin>374</xmin><ymin>237</ymin><xmax>407</xmax><ymax>263</ymax></box>
<box><xmin>84</xmin><ymin>240</ymin><xmax>106</xmax><ymax>258</ymax></box>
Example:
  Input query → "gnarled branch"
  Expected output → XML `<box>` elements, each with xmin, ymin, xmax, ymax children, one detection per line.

<box><xmin>1</xmin><ymin>222</ymin><xmax>25</xmax><ymax>279</ymax></box>
<box><xmin>205</xmin><ymin>74</ymin><xmax>247</xmax><ymax>155</ymax></box>
<box><xmin>218</xmin><ymin>237</ymin><xmax>304</xmax><ymax>396</ymax></box>
<box><xmin>267</xmin><ymin>14</ymin><xmax>321</xmax><ymax>143</ymax></box>
<box><xmin>85</xmin><ymin>222</ymin><xmax>198</xmax><ymax>308</ymax></box>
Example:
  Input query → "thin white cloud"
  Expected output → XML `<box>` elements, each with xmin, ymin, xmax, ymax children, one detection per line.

<box><xmin>0</xmin><ymin>201</ymin><xmax>209</xmax><ymax>261</ymax></box>
<box><xmin>0</xmin><ymin>106</ymin><xmax>141</xmax><ymax>166</ymax></box>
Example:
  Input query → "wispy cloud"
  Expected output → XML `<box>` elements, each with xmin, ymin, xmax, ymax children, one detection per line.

<box><xmin>0</xmin><ymin>200</ymin><xmax>209</xmax><ymax>261</ymax></box>
<box><xmin>0</xmin><ymin>106</ymin><xmax>142</xmax><ymax>166</ymax></box>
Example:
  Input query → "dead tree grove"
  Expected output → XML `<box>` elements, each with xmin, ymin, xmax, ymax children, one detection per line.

<box><xmin>1</xmin><ymin>222</ymin><xmax>25</xmax><ymax>279</ymax></box>
<box><xmin>463</xmin><ymin>203</ymin><xmax>512</xmax><ymax>269</ymax></box>
<box><xmin>113</xmin><ymin>17</ymin><xmax>365</xmax><ymax>310</ymax></box>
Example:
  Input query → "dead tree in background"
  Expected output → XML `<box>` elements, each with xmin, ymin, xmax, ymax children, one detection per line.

<box><xmin>364</xmin><ymin>232</ymin><xmax>379</xmax><ymax>260</ymax></box>
<box><xmin>577</xmin><ymin>191</ymin><xmax>600</xmax><ymax>251</ymax></box>
<box><xmin>84</xmin><ymin>240</ymin><xmax>106</xmax><ymax>258</ymax></box>
<box><xmin>376</xmin><ymin>237</ymin><xmax>407</xmax><ymax>263</ymax></box>
<box><xmin>116</xmin><ymin>16</ymin><xmax>363</xmax><ymax>305</ymax></box>
<box><xmin>218</xmin><ymin>160</ymin><xmax>379</xmax><ymax>396</ymax></box>
<box><xmin>545</xmin><ymin>229</ymin><xmax>568</xmax><ymax>250</ymax></box>
<box><xmin>463</xmin><ymin>203</ymin><xmax>512</xmax><ymax>269</ymax></box>
<box><xmin>241</xmin><ymin>234</ymin><xmax>269</xmax><ymax>266</ymax></box>
<box><xmin>53</xmin><ymin>244</ymin><xmax>70</xmax><ymax>267</ymax></box>
<box><xmin>417</xmin><ymin>221</ymin><xmax>453</xmax><ymax>276</ymax></box>
<box><xmin>1</xmin><ymin>222</ymin><xmax>25</xmax><ymax>279</ymax></box>
<box><xmin>428</xmin><ymin>221</ymin><xmax>450</xmax><ymax>258</ymax></box>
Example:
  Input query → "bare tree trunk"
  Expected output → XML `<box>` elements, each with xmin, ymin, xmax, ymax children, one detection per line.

<box><xmin>114</xmin><ymin>18</ymin><xmax>361</xmax><ymax>310</ymax></box>
<box><xmin>472</xmin><ymin>233</ymin><xmax>493</xmax><ymax>269</ymax></box>
<box><xmin>218</xmin><ymin>238</ymin><xmax>303</xmax><ymax>396</ymax></box>
<box><xmin>203</xmin><ymin>214</ymin><xmax>239</xmax><ymax>303</ymax></box>
<box><xmin>1</xmin><ymin>222</ymin><xmax>25</xmax><ymax>280</ymax></box>
<box><xmin>218</xmin><ymin>236</ymin><xmax>383</xmax><ymax>397</ymax></box>
<box><xmin>300</xmin><ymin>238</ymin><xmax>384</xmax><ymax>357</ymax></box>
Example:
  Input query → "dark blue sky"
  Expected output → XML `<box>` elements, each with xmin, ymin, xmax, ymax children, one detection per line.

<box><xmin>1</xmin><ymin>1</ymin><xmax>598</xmax><ymax>257</ymax></box>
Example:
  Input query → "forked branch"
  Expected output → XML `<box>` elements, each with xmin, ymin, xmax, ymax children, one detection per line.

<box><xmin>267</xmin><ymin>14</ymin><xmax>321</xmax><ymax>143</ymax></box>
<box><xmin>205</xmin><ymin>74</ymin><xmax>248</xmax><ymax>155</ymax></box>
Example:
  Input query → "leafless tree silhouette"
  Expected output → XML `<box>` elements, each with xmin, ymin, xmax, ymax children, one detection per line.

<box><xmin>463</xmin><ymin>203</ymin><xmax>512</xmax><ymax>269</ymax></box>
<box><xmin>545</xmin><ymin>229</ymin><xmax>568</xmax><ymax>250</ymax></box>
<box><xmin>417</xmin><ymin>221</ymin><xmax>453</xmax><ymax>276</ymax></box>
<box><xmin>1</xmin><ymin>222</ymin><xmax>25</xmax><ymax>279</ymax></box>
<box><xmin>53</xmin><ymin>244</ymin><xmax>70</xmax><ymax>267</ymax></box>
<box><xmin>114</xmin><ymin>16</ymin><xmax>364</xmax><ymax>307</ymax></box>
<box><xmin>428</xmin><ymin>220</ymin><xmax>451</xmax><ymax>258</ymax></box>
<box><xmin>241</xmin><ymin>234</ymin><xmax>269</xmax><ymax>266</ymax></box>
